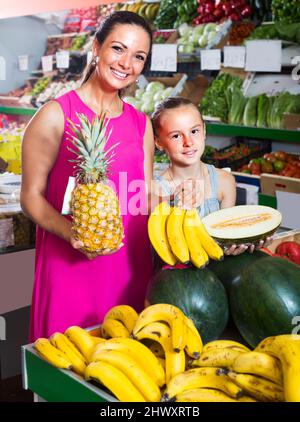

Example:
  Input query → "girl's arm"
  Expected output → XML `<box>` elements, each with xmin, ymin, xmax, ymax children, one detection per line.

<box><xmin>217</xmin><ymin>169</ymin><xmax>236</xmax><ymax>209</ymax></box>
<box><xmin>21</xmin><ymin>101</ymin><xmax>82</xmax><ymax>250</ymax></box>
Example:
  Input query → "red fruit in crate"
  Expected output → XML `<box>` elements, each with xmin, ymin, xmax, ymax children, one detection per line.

<box><xmin>276</xmin><ymin>242</ymin><xmax>300</xmax><ymax>265</ymax></box>
<box><xmin>229</xmin><ymin>12</ymin><xmax>241</xmax><ymax>21</ymax></box>
<box><xmin>205</xmin><ymin>2</ymin><xmax>215</xmax><ymax>14</ymax></box>
<box><xmin>213</xmin><ymin>8</ymin><xmax>224</xmax><ymax>19</ymax></box>
<box><xmin>273</xmin><ymin>160</ymin><xmax>286</xmax><ymax>172</ymax></box>
<box><xmin>222</xmin><ymin>2</ymin><xmax>232</xmax><ymax>15</ymax></box>
<box><xmin>261</xmin><ymin>162</ymin><xmax>273</xmax><ymax>173</ymax></box>
<box><xmin>274</xmin><ymin>151</ymin><xmax>287</xmax><ymax>161</ymax></box>
<box><xmin>264</xmin><ymin>153</ymin><xmax>277</xmax><ymax>164</ymax></box>
<box><xmin>240</xmin><ymin>5</ymin><xmax>253</xmax><ymax>17</ymax></box>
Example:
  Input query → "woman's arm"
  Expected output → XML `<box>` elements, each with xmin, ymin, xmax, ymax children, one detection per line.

<box><xmin>143</xmin><ymin>116</ymin><xmax>156</xmax><ymax>214</ymax></box>
<box><xmin>21</xmin><ymin>101</ymin><xmax>76</xmax><ymax>245</ymax></box>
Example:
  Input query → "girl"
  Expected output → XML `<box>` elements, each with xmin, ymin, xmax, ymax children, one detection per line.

<box><xmin>151</xmin><ymin>97</ymin><xmax>270</xmax><ymax>255</ymax></box>
<box><xmin>21</xmin><ymin>12</ymin><xmax>154</xmax><ymax>341</ymax></box>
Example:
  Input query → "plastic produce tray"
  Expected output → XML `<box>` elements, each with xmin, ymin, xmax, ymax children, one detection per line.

<box><xmin>203</xmin><ymin>139</ymin><xmax>271</xmax><ymax>170</ymax></box>
<box><xmin>22</xmin><ymin>343</ymin><xmax>117</xmax><ymax>402</ymax></box>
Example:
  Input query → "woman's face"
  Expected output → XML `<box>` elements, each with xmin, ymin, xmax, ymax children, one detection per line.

<box><xmin>94</xmin><ymin>24</ymin><xmax>151</xmax><ymax>91</ymax></box>
<box><xmin>156</xmin><ymin>105</ymin><xmax>206</xmax><ymax>166</ymax></box>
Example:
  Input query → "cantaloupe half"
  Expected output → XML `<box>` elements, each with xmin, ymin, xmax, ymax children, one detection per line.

<box><xmin>202</xmin><ymin>205</ymin><xmax>282</xmax><ymax>246</ymax></box>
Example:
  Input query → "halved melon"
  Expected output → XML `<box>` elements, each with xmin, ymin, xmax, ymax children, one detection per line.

<box><xmin>202</xmin><ymin>205</ymin><xmax>282</xmax><ymax>246</ymax></box>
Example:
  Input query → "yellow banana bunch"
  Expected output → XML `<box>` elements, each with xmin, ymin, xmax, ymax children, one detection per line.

<box><xmin>90</xmin><ymin>337</ymin><xmax>165</xmax><ymax>387</ymax></box>
<box><xmin>162</xmin><ymin>367</ymin><xmax>243</xmax><ymax>401</ymax></box>
<box><xmin>64</xmin><ymin>326</ymin><xmax>96</xmax><ymax>362</ymax></box>
<box><xmin>91</xmin><ymin>337</ymin><xmax>106</xmax><ymax>346</ymax></box>
<box><xmin>203</xmin><ymin>339</ymin><xmax>251</xmax><ymax>353</ymax></box>
<box><xmin>50</xmin><ymin>332</ymin><xmax>86</xmax><ymax>375</ymax></box>
<box><xmin>184</xmin><ymin>317</ymin><xmax>203</xmax><ymax>359</ymax></box>
<box><xmin>255</xmin><ymin>334</ymin><xmax>300</xmax><ymax>402</ymax></box>
<box><xmin>183</xmin><ymin>209</ymin><xmax>209</xmax><ymax>268</ymax></box>
<box><xmin>133</xmin><ymin>303</ymin><xmax>187</xmax><ymax>352</ymax></box>
<box><xmin>101</xmin><ymin>318</ymin><xmax>130</xmax><ymax>339</ymax></box>
<box><xmin>34</xmin><ymin>338</ymin><xmax>72</xmax><ymax>370</ymax></box>
<box><xmin>166</xmin><ymin>207</ymin><xmax>190</xmax><ymax>264</ymax></box>
<box><xmin>103</xmin><ymin>305</ymin><xmax>138</xmax><ymax>334</ymax></box>
<box><xmin>148</xmin><ymin>202</ymin><xmax>177</xmax><ymax>266</ymax></box>
<box><xmin>175</xmin><ymin>388</ymin><xmax>239</xmax><ymax>402</ymax></box>
<box><xmin>147</xmin><ymin>340</ymin><xmax>165</xmax><ymax>358</ymax></box>
<box><xmin>134</xmin><ymin>321</ymin><xmax>185</xmax><ymax>384</ymax></box>
<box><xmin>227</xmin><ymin>371</ymin><xmax>284</xmax><ymax>402</ymax></box>
<box><xmin>192</xmin><ymin>347</ymin><xmax>245</xmax><ymax>369</ymax></box>
<box><xmin>186</xmin><ymin>208</ymin><xmax>224</xmax><ymax>261</ymax></box>
<box><xmin>85</xmin><ymin>361</ymin><xmax>146</xmax><ymax>402</ymax></box>
<box><xmin>232</xmin><ymin>351</ymin><xmax>283</xmax><ymax>386</ymax></box>
<box><xmin>90</xmin><ymin>349</ymin><xmax>161</xmax><ymax>402</ymax></box>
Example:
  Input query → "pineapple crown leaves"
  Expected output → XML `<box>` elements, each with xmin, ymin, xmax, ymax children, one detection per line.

<box><xmin>67</xmin><ymin>112</ymin><xmax>119</xmax><ymax>183</ymax></box>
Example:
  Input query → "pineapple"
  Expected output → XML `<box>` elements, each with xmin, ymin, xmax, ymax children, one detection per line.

<box><xmin>68</xmin><ymin>112</ymin><xmax>124</xmax><ymax>256</ymax></box>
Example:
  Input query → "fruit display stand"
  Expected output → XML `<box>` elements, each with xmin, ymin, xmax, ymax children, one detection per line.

<box><xmin>22</xmin><ymin>337</ymin><xmax>117</xmax><ymax>402</ymax></box>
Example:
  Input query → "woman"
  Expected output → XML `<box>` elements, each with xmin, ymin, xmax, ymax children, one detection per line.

<box><xmin>21</xmin><ymin>11</ymin><xmax>154</xmax><ymax>341</ymax></box>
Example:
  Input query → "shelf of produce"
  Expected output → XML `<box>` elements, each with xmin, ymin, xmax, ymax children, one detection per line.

<box><xmin>0</xmin><ymin>106</ymin><xmax>36</xmax><ymax>116</ymax></box>
<box><xmin>22</xmin><ymin>344</ymin><xmax>116</xmax><ymax>402</ymax></box>
<box><xmin>206</xmin><ymin>122</ymin><xmax>300</xmax><ymax>143</ymax></box>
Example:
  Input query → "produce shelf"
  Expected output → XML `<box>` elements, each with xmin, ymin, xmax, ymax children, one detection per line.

<box><xmin>206</xmin><ymin>122</ymin><xmax>300</xmax><ymax>143</ymax></box>
<box><xmin>0</xmin><ymin>106</ymin><xmax>36</xmax><ymax>116</ymax></box>
<box><xmin>22</xmin><ymin>344</ymin><xmax>116</xmax><ymax>402</ymax></box>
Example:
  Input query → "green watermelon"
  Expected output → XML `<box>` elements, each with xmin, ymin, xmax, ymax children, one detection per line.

<box><xmin>208</xmin><ymin>250</ymin><xmax>267</xmax><ymax>294</ymax></box>
<box><xmin>145</xmin><ymin>267</ymin><xmax>229</xmax><ymax>343</ymax></box>
<box><xmin>230</xmin><ymin>256</ymin><xmax>300</xmax><ymax>348</ymax></box>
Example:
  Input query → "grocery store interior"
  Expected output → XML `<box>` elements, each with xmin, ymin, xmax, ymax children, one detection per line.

<box><xmin>0</xmin><ymin>0</ymin><xmax>300</xmax><ymax>404</ymax></box>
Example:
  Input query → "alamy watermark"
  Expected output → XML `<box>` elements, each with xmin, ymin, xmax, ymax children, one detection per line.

<box><xmin>0</xmin><ymin>316</ymin><xmax>6</xmax><ymax>341</ymax></box>
<box><xmin>292</xmin><ymin>56</ymin><xmax>300</xmax><ymax>81</ymax></box>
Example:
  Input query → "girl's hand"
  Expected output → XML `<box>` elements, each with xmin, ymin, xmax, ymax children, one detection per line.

<box><xmin>174</xmin><ymin>178</ymin><xmax>204</xmax><ymax>210</ymax></box>
<box><xmin>224</xmin><ymin>237</ymin><xmax>273</xmax><ymax>256</ymax></box>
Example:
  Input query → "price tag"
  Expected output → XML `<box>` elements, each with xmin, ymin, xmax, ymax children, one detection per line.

<box><xmin>56</xmin><ymin>51</ymin><xmax>70</xmax><ymax>69</ymax></box>
<box><xmin>87</xmin><ymin>51</ymin><xmax>93</xmax><ymax>65</ymax></box>
<box><xmin>0</xmin><ymin>56</ymin><xmax>5</xmax><ymax>80</ymax></box>
<box><xmin>245</xmin><ymin>40</ymin><xmax>282</xmax><ymax>72</ymax></box>
<box><xmin>200</xmin><ymin>49</ymin><xmax>221</xmax><ymax>70</ymax></box>
<box><xmin>41</xmin><ymin>55</ymin><xmax>53</xmax><ymax>72</ymax></box>
<box><xmin>224</xmin><ymin>46</ymin><xmax>246</xmax><ymax>68</ymax></box>
<box><xmin>150</xmin><ymin>44</ymin><xmax>177</xmax><ymax>72</ymax></box>
<box><xmin>18</xmin><ymin>55</ymin><xmax>28</xmax><ymax>71</ymax></box>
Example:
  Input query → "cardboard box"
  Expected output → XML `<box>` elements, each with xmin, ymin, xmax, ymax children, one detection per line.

<box><xmin>283</xmin><ymin>113</ymin><xmax>300</xmax><ymax>130</ymax></box>
<box><xmin>266</xmin><ymin>229</ymin><xmax>300</xmax><ymax>254</ymax></box>
<box><xmin>260</xmin><ymin>173</ymin><xmax>300</xmax><ymax>197</ymax></box>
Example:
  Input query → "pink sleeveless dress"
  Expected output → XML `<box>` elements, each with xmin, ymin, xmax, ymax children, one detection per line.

<box><xmin>29</xmin><ymin>90</ymin><xmax>153</xmax><ymax>341</ymax></box>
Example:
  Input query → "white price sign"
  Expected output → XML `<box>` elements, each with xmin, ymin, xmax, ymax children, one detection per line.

<box><xmin>200</xmin><ymin>49</ymin><xmax>221</xmax><ymax>70</ymax></box>
<box><xmin>18</xmin><ymin>55</ymin><xmax>29</xmax><ymax>71</ymax></box>
<box><xmin>56</xmin><ymin>51</ymin><xmax>70</xmax><ymax>69</ymax></box>
<box><xmin>245</xmin><ymin>40</ymin><xmax>282</xmax><ymax>72</ymax></box>
<box><xmin>0</xmin><ymin>56</ymin><xmax>6</xmax><ymax>80</ymax></box>
<box><xmin>150</xmin><ymin>44</ymin><xmax>177</xmax><ymax>72</ymax></box>
<box><xmin>224</xmin><ymin>46</ymin><xmax>246</xmax><ymax>68</ymax></box>
<box><xmin>41</xmin><ymin>55</ymin><xmax>53</xmax><ymax>72</ymax></box>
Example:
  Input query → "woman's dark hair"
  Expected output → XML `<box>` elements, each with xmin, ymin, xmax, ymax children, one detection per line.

<box><xmin>82</xmin><ymin>11</ymin><xmax>153</xmax><ymax>84</ymax></box>
<box><xmin>151</xmin><ymin>97</ymin><xmax>205</xmax><ymax>136</ymax></box>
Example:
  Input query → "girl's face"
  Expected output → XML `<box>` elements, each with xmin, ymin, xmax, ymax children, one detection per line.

<box><xmin>94</xmin><ymin>24</ymin><xmax>150</xmax><ymax>91</ymax></box>
<box><xmin>156</xmin><ymin>105</ymin><xmax>206</xmax><ymax>166</ymax></box>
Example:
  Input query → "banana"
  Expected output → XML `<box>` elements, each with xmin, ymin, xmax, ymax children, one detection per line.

<box><xmin>203</xmin><ymin>339</ymin><xmax>251</xmax><ymax>353</ymax></box>
<box><xmin>103</xmin><ymin>305</ymin><xmax>138</xmax><ymax>334</ymax></box>
<box><xmin>184</xmin><ymin>317</ymin><xmax>203</xmax><ymax>359</ymax></box>
<box><xmin>148</xmin><ymin>202</ymin><xmax>177</xmax><ymax>266</ymax></box>
<box><xmin>92</xmin><ymin>337</ymin><xmax>106</xmax><ymax>346</ymax></box>
<box><xmin>227</xmin><ymin>371</ymin><xmax>284</xmax><ymax>402</ymax></box>
<box><xmin>166</xmin><ymin>207</ymin><xmax>190</xmax><ymax>263</ymax></box>
<box><xmin>92</xmin><ymin>349</ymin><xmax>161</xmax><ymax>402</ymax></box>
<box><xmin>175</xmin><ymin>388</ymin><xmax>238</xmax><ymax>402</ymax></box>
<box><xmin>133</xmin><ymin>321</ymin><xmax>185</xmax><ymax>383</ymax></box>
<box><xmin>232</xmin><ymin>351</ymin><xmax>283</xmax><ymax>386</ymax></box>
<box><xmin>146</xmin><ymin>340</ymin><xmax>165</xmax><ymax>358</ymax></box>
<box><xmin>64</xmin><ymin>326</ymin><xmax>96</xmax><ymax>362</ymax></box>
<box><xmin>255</xmin><ymin>334</ymin><xmax>300</xmax><ymax>402</ymax></box>
<box><xmin>34</xmin><ymin>338</ymin><xmax>72</xmax><ymax>369</ymax></box>
<box><xmin>183</xmin><ymin>209</ymin><xmax>209</xmax><ymax>268</ymax></box>
<box><xmin>162</xmin><ymin>367</ymin><xmax>243</xmax><ymax>401</ymax></box>
<box><xmin>133</xmin><ymin>303</ymin><xmax>187</xmax><ymax>352</ymax></box>
<box><xmin>192</xmin><ymin>347</ymin><xmax>245</xmax><ymax>369</ymax></box>
<box><xmin>85</xmin><ymin>361</ymin><xmax>146</xmax><ymax>402</ymax></box>
<box><xmin>157</xmin><ymin>357</ymin><xmax>166</xmax><ymax>370</ymax></box>
<box><xmin>50</xmin><ymin>332</ymin><xmax>86</xmax><ymax>375</ymax></box>
<box><xmin>90</xmin><ymin>337</ymin><xmax>165</xmax><ymax>387</ymax></box>
<box><xmin>187</xmin><ymin>209</ymin><xmax>224</xmax><ymax>261</ymax></box>
<box><xmin>101</xmin><ymin>318</ymin><xmax>130</xmax><ymax>339</ymax></box>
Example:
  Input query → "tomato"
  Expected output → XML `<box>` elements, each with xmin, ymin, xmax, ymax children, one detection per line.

<box><xmin>274</xmin><ymin>151</ymin><xmax>287</xmax><ymax>161</ymax></box>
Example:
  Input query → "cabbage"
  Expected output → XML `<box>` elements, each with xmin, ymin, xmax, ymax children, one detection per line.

<box><xmin>198</xmin><ymin>34</ymin><xmax>208</xmax><ymax>48</ymax></box>
<box><xmin>142</xmin><ymin>91</ymin><xmax>155</xmax><ymax>102</ymax></box>
<box><xmin>161</xmin><ymin>87</ymin><xmax>174</xmax><ymax>99</ymax></box>
<box><xmin>146</xmin><ymin>81</ymin><xmax>165</xmax><ymax>94</ymax></box>
<box><xmin>153</xmin><ymin>91</ymin><xmax>165</xmax><ymax>102</ymax></box>
<box><xmin>135</xmin><ymin>88</ymin><xmax>145</xmax><ymax>100</ymax></box>
<box><xmin>178</xmin><ymin>23</ymin><xmax>190</xmax><ymax>37</ymax></box>
<box><xmin>141</xmin><ymin>100</ymin><xmax>154</xmax><ymax>114</ymax></box>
